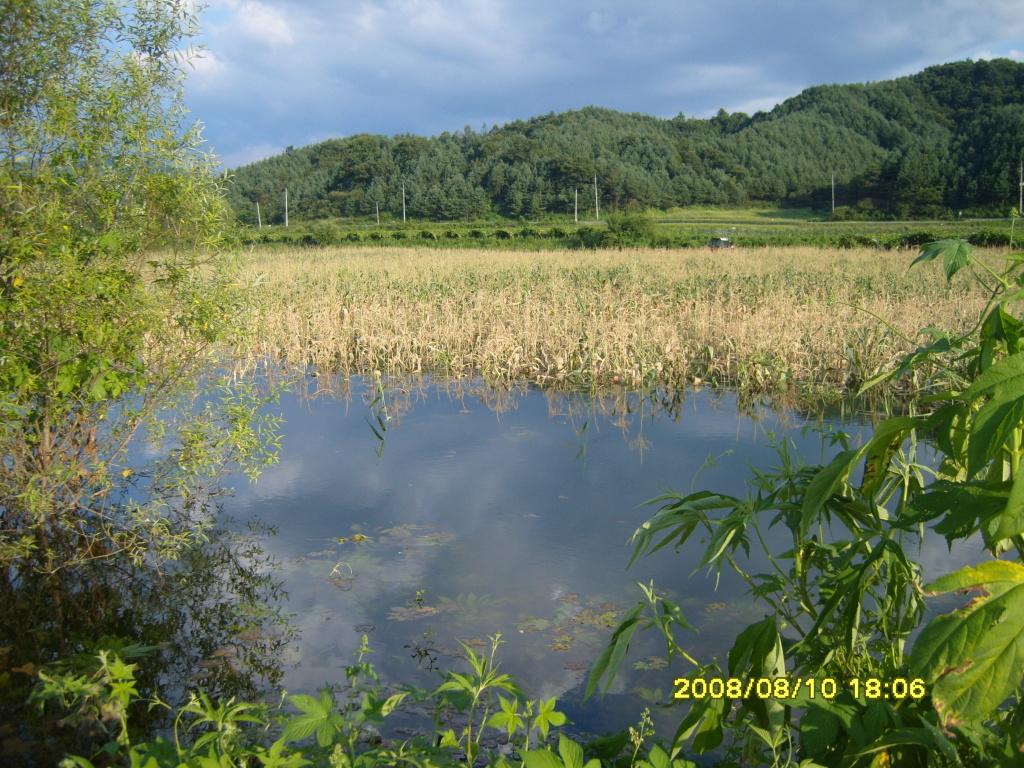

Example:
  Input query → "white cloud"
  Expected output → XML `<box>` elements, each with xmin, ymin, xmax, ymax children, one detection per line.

<box><xmin>224</xmin><ymin>0</ymin><xmax>295</xmax><ymax>46</ymax></box>
<box><xmin>186</xmin><ymin>0</ymin><xmax>1024</xmax><ymax>166</ymax></box>
<box><xmin>218</xmin><ymin>142</ymin><xmax>288</xmax><ymax>169</ymax></box>
<box><xmin>972</xmin><ymin>48</ymin><xmax>1024</xmax><ymax>62</ymax></box>
<box><xmin>187</xmin><ymin>49</ymin><xmax>228</xmax><ymax>90</ymax></box>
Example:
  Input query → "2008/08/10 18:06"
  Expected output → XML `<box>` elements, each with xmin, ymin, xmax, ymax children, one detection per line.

<box><xmin>673</xmin><ymin>677</ymin><xmax>928</xmax><ymax>700</ymax></box>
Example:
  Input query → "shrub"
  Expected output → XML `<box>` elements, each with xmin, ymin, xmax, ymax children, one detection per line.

<box><xmin>606</xmin><ymin>213</ymin><xmax>657</xmax><ymax>248</ymax></box>
<box><xmin>306</xmin><ymin>221</ymin><xmax>340</xmax><ymax>246</ymax></box>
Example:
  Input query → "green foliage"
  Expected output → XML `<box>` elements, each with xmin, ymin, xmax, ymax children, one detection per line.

<box><xmin>0</xmin><ymin>0</ymin><xmax>280</xmax><ymax>574</ymax></box>
<box><xmin>37</xmin><ymin>637</ymin><xmax>578</xmax><ymax>768</ymax></box>
<box><xmin>588</xmin><ymin>237</ymin><xmax>1024</xmax><ymax>765</ymax></box>
<box><xmin>226</xmin><ymin>60</ymin><xmax>1024</xmax><ymax>222</ymax></box>
<box><xmin>606</xmin><ymin>214</ymin><xmax>657</xmax><ymax>248</ymax></box>
<box><xmin>0</xmin><ymin>3</ymin><xmax>285</xmax><ymax>760</ymax></box>
<box><xmin>911</xmin><ymin>561</ymin><xmax>1024</xmax><ymax>728</ymax></box>
<box><xmin>304</xmin><ymin>221</ymin><xmax>340</xmax><ymax>246</ymax></box>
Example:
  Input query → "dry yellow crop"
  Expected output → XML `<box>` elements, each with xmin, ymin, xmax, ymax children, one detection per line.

<box><xmin>235</xmin><ymin>244</ymin><xmax>989</xmax><ymax>399</ymax></box>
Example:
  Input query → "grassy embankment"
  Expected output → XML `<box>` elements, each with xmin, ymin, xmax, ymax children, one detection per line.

<box><xmin>236</xmin><ymin>244</ymin><xmax>989</xmax><ymax>401</ymax></box>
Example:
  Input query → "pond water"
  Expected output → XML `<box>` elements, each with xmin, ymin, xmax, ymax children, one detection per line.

<box><xmin>221</xmin><ymin>376</ymin><xmax>978</xmax><ymax>742</ymax></box>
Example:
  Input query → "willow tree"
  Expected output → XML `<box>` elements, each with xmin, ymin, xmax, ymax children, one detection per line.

<box><xmin>0</xmin><ymin>0</ymin><xmax>278</xmax><ymax>636</ymax></box>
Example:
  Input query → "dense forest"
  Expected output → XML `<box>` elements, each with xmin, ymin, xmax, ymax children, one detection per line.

<box><xmin>225</xmin><ymin>59</ymin><xmax>1024</xmax><ymax>225</ymax></box>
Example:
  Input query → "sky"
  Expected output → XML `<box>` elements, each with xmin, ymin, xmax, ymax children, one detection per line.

<box><xmin>183</xmin><ymin>0</ymin><xmax>1024</xmax><ymax>169</ymax></box>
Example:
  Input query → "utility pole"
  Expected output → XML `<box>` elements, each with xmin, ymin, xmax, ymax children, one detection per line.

<box><xmin>284</xmin><ymin>188</ymin><xmax>288</xmax><ymax>227</ymax></box>
<box><xmin>256</xmin><ymin>201</ymin><xmax>262</xmax><ymax>229</ymax></box>
<box><xmin>574</xmin><ymin>188</ymin><xmax>578</xmax><ymax>222</ymax></box>
<box><xmin>831</xmin><ymin>173</ymin><xmax>836</xmax><ymax>214</ymax></box>
<box><xmin>594</xmin><ymin>175</ymin><xmax>599</xmax><ymax>221</ymax></box>
<box><xmin>1019</xmin><ymin>162</ymin><xmax>1022</xmax><ymax>213</ymax></box>
<box><xmin>375</xmin><ymin>202</ymin><xmax>380</xmax><ymax>226</ymax></box>
<box><xmin>402</xmin><ymin>183</ymin><xmax>406</xmax><ymax>221</ymax></box>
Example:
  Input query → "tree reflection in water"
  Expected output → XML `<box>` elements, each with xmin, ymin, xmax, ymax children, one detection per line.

<box><xmin>0</xmin><ymin>506</ymin><xmax>292</xmax><ymax>766</ymax></box>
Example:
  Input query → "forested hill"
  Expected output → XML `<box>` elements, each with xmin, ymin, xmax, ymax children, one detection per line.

<box><xmin>225</xmin><ymin>59</ymin><xmax>1024</xmax><ymax>224</ymax></box>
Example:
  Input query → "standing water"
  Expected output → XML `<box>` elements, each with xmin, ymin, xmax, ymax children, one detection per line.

<box><xmin>218</xmin><ymin>376</ymin><xmax>968</xmax><ymax>741</ymax></box>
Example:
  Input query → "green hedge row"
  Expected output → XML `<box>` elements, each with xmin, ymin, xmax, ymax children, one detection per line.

<box><xmin>238</xmin><ymin>223</ymin><xmax>1018</xmax><ymax>251</ymax></box>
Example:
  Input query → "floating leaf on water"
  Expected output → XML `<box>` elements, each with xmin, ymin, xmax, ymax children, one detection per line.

<box><xmin>197</xmin><ymin>659</ymin><xmax>224</xmax><ymax>669</ymax></box>
<box><xmin>557</xmin><ymin>594</ymin><xmax>579</xmax><ymax>603</ymax></box>
<box><xmin>564</xmin><ymin>661</ymin><xmax>587</xmax><ymax>671</ymax></box>
<box><xmin>515</xmin><ymin>618</ymin><xmax>551</xmax><ymax>633</ymax></box>
<box><xmin>210</xmin><ymin>648</ymin><xmax>237</xmax><ymax>658</ymax></box>
<box><xmin>705</xmin><ymin>602</ymin><xmax>727</xmax><ymax>613</ymax></box>
<box><xmin>549</xmin><ymin>641</ymin><xmax>572</xmax><ymax>651</ymax></box>
<box><xmin>461</xmin><ymin>637</ymin><xmax>489</xmax><ymax>647</ymax></box>
<box><xmin>328</xmin><ymin>577</ymin><xmax>353</xmax><ymax>589</ymax></box>
<box><xmin>388</xmin><ymin>604</ymin><xmax>441</xmax><ymax>621</ymax></box>
<box><xmin>353</xmin><ymin>624</ymin><xmax>376</xmax><ymax>633</ymax></box>
<box><xmin>236</xmin><ymin>629</ymin><xmax>264</xmax><ymax>642</ymax></box>
<box><xmin>308</xmin><ymin>550</ymin><xmax>336</xmax><ymax>557</ymax></box>
<box><xmin>379</xmin><ymin>524</ymin><xmax>434</xmax><ymax>537</ymax></box>
<box><xmin>571</xmin><ymin>609</ymin><xmax>619</xmax><ymax>628</ymax></box>
<box><xmin>634</xmin><ymin>656</ymin><xmax>668</xmax><ymax>671</ymax></box>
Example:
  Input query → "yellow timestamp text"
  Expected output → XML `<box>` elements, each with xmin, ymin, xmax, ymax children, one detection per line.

<box><xmin>673</xmin><ymin>677</ymin><xmax>927</xmax><ymax>701</ymax></box>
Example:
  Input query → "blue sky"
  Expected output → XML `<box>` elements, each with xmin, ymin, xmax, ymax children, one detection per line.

<box><xmin>183</xmin><ymin>0</ymin><xmax>1024</xmax><ymax>169</ymax></box>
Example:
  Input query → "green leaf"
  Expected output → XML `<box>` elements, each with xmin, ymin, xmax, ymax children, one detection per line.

<box><xmin>912</xmin><ymin>239</ymin><xmax>973</xmax><ymax>282</ymax></box>
<box><xmin>910</xmin><ymin>561</ymin><xmax>1024</xmax><ymax>727</ymax></box>
<box><xmin>912</xmin><ymin>480</ymin><xmax>1008</xmax><ymax>543</ymax></box>
<box><xmin>969</xmin><ymin>397</ymin><xmax>1024</xmax><ymax>479</ymax></box>
<box><xmin>800</xmin><ymin>448</ymin><xmax>866</xmax><ymax>531</ymax></box>
<box><xmin>289</xmin><ymin>694</ymin><xmax>329</xmax><ymax>715</ymax></box>
<box><xmin>282</xmin><ymin>713</ymin><xmax>321</xmax><ymax>742</ymax></box>
<box><xmin>985</xmin><ymin>467</ymin><xmax>1024</xmax><ymax>549</ymax></box>
<box><xmin>645</xmin><ymin>744</ymin><xmax>670</xmax><ymax>768</ymax></box>
<box><xmin>672</xmin><ymin>694</ymin><xmax>728</xmax><ymax>753</ymax></box>
<box><xmin>728</xmin><ymin>617</ymin><xmax>786</xmax><ymax>734</ymax></box>
<box><xmin>858</xmin><ymin>416</ymin><xmax>924</xmax><ymax>497</ymax></box>
<box><xmin>798</xmin><ymin>707</ymin><xmax>839</xmax><ymax>759</ymax></box>
<box><xmin>535</xmin><ymin>696</ymin><xmax>567</xmax><ymax>740</ymax></box>
<box><xmin>583</xmin><ymin>601</ymin><xmax>644</xmax><ymax>700</ymax></box>
<box><xmin>438</xmin><ymin>728</ymin><xmax>459</xmax><ymax>748</ymax></box>
<box><xmin>858</xmin><ymin>334</ymin><xmax>952</xmax><ymax>395</ymax></box>
<box><xmin>558</xmin><ymin>734</ymin><xmax>584</xmax><ymax>768</ymax></box>
<box><xmin>522</xmin><ymin>748</ymin><xmax>564</xmax><ymax>768</ymax></box>
<box><xmin>959</xmin><ymin>351</ymin><xmax>1024</xmax><ymax>404</ymax></box>
<box><xmin>630</xmin><ymin>491</ymin><xmax>738</xmax><ymax>567</ymax></box>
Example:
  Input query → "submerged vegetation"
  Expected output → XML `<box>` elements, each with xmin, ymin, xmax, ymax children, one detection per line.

<box><xmin>239</xmin><ymin>244</ymin><xmax>988</xmax><ymax>403</ymax></box>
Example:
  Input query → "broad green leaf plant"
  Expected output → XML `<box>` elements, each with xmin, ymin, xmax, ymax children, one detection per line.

<box><xmin>590</xmin><ymin>239</ymin><xmax>1024</xmax><ymax>766</ymax></box>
